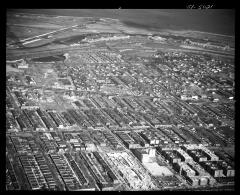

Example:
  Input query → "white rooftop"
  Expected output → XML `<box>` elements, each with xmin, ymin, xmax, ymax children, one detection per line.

<box><xmin>143</xmin><ymin>162</ymin><xmax>173</xmax><ymax>177</ymax></box>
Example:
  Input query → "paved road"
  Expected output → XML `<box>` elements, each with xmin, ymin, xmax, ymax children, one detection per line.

<box><xmin>20</xmin><ymin>25</ymin><xmax>79</xmax><ymax>43</ymax></box>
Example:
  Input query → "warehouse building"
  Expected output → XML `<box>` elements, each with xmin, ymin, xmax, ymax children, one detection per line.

<box><xmin>132</xmin><ymin>148</ymin><xmax>156</xmax><ymax>163</ymax></box>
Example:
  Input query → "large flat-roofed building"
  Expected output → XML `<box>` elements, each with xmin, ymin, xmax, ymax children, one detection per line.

<box><xmin>132</xmin><ymin>148</ymin><xmax>156</xmax><ymax>163</ymax></box>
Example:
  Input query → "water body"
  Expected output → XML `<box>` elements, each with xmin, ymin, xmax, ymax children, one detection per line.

<box><xmin>8</xmin><ymin>9</ymin><xmax>235</xmax><ymax>36</ymax></box>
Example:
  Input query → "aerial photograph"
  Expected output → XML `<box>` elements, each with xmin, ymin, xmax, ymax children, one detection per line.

<box><xmin>6</xmin><ymin>9</ymin><xmax>235</xmax><ymax>191</ymax></box>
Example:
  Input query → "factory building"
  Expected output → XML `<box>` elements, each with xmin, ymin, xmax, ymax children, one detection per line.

<box><xmin>132</xmin><ymin>148</ymin><xmax>156</xmax><ymax>163</ymax></box>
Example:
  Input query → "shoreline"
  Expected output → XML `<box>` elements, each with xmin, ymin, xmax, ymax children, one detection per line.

<box><xmin>8</xmin><ymin>11</ymin><xmax>234</xmax><ymax>38</ymax></box>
